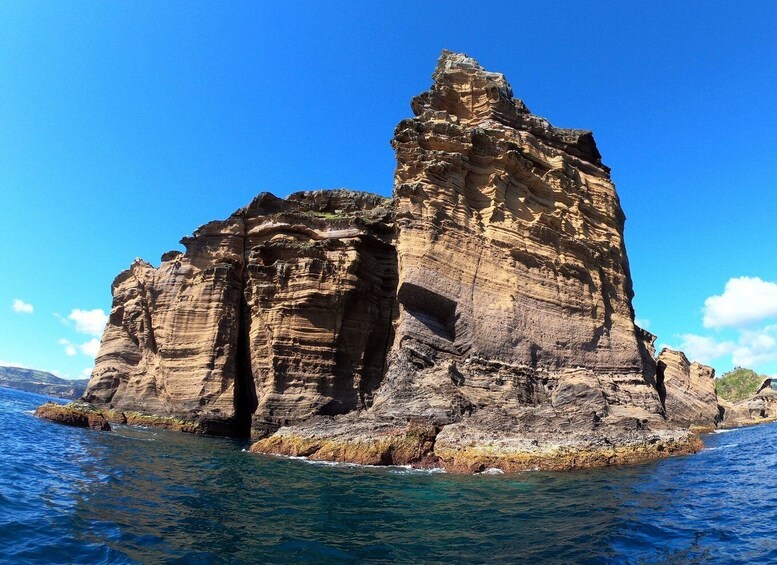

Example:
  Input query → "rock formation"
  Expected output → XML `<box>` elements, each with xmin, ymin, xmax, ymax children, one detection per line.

<box><xmin>249</xmin><ymin>51</ymin><xmax>703</xmax><ymax>471</ymax></box>
<box><xmin>720</xmin><ymin>377</ymin><xmax>777</xmax><ymax>427</ymax></box>
<box><xmin>83</xmin><ymin>190</ymin><xmax>396</xmax><ymax>437</ymax></box>
<box><xmin>35</xmin><ymin>402</ymin><xmax>111</xmax><ymax>431</ymax></box>
<box><xmin>40</xmin><ymin>51</ymin><xmax>726</xmax><ymax>471</ymax></box>
<box><xmin>655</xmin><ymin>348</ymin><xmax>721</xmax><ymax>430</ymax></box>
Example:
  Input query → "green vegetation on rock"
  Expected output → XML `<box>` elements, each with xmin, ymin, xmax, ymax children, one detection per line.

<box><xmin>716</xmin><ymin>368</ymin><xmax>765</xmax><ymax>403</ymax></box>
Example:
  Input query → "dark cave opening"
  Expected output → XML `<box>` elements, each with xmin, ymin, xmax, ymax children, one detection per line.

<box><xmin>233</xmin><ymin>294</ymin><xmax>258</xmax><ymax>438</ymax></box>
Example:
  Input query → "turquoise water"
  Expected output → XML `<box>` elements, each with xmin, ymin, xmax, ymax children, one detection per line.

<box><xmin>1</xmin><ymin>387</ymin><xmax>776</xmax><ymax>563</ymax></box>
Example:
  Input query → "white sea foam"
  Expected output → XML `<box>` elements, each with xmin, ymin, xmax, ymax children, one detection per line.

<box><xmin>265</xmin><ymin>453</ymin><xmax>447</xmax><ymax>473</ymax></box>
<box><xmin>477</xmin><ymin>468</ymin><xmax>505</xmax><ymax>475</ymax></box>
<box><xmin>389</xmin><ymin>466</ymin><xmax>447</xmax><ymax>475</ymax></box>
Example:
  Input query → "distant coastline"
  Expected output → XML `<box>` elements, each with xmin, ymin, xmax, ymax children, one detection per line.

<box><xmin>0</xmin><ymin>366</ymin><xmax>87</xmax><ymax>400</ymax></box>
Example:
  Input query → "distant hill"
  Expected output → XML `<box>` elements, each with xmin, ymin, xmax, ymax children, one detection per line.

<box><xmin>715</xmin><ymin>368</ymin><xmax>766</xmax><ymax>403</ymax></box>
<box><xmin>0</xmin><ymin>366</ymin><xmax>89</xmax><ymax>400</ymax></box>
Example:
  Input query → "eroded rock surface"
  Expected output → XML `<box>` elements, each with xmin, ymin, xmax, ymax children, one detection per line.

<box><xmin>35</xmin><ymin>402</ymin><xmax>111</xmax><ymax>431</ymax></box>
<box><xmin>84</xmin><ymin>190</ymin><xmax>396</xmax><ymax>437</ymax></box>
<box><xmin>66</xmin><ymin>51</ymin><xmax>723</xmax><ymax>471</ymax></box>
<box><xmin>656</xmin><ymin>348</ymin><xmax>721</xmax><ymax>430</ymax></box>
<box><xmin>252</xmin><ymin>52</ymin><xmax>707</xmax><ymax>469</ymax></box>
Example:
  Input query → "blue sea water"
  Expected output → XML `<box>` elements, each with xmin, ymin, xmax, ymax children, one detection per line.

<box><xmin>1</xmin><ymin>387</ymin><xmax>776</xmax><ymax>564</ymax></box>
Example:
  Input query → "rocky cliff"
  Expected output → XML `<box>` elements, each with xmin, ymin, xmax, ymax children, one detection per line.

<box><xmin>45</xmin><ymin>51</ymin><xmax>725</xmax><ymax>471</ymax></box>
<box><xmin>83</xmin><ymin>190</ymin><xmax>396</xmax><ymax>436</ymax></box>
<box><xmin>655</xmin><ymin>349</ymin><xmax>721</xmax><ymax>430</ymax></box>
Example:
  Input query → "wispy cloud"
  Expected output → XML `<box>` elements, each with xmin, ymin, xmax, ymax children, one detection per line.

<box><xmin>666</xmin><ymin>276</ymin><xmax>777</xmax><ymax>372</ymax></box>
<box><xmin>58</xmin><ymin>338</ymin><xmax>77</xmax><ymax>356</ymax></box>
<box><xmin>58</xmin><ymin>337</ymin><xmax>101</xmax><ymax>358</ymax></box>
<box><xmin>673</xmin><ymin>326</ymin><xmax>777</xmax><ymax>370</ymax></box>
<box><xmin>78</xmin><ymin>338</ymin><xmax>101</xmax><ymax>357</ymax></box>
<box><xmin>12</xmin><ymin>299</ymin><xmax>33</xmax><ymax>314</ymax></box>
<box><xmin>673</xmin><ymin>334</ymin><xmax>736</xmax><ymax>365</ymax></box>
<box><xmin>68</xmin><ymin>309</ymin><xmax>108</xmax><ymax>337</ymax></box>
<box><xmin>635</xmin><ymin>317</ymin><xmax>651</xmax><ymax>330</ymax></box>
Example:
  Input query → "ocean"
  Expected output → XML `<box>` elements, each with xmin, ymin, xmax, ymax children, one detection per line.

<box><xmin>1</xmin><ymin>386</ymin><xmax>775</xmax><ymax>564</ymax></box>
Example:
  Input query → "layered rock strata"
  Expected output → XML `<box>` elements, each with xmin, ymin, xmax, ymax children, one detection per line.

<box><xmin>655</xmin><ymin>348</ymin><xmax>721</xmax><ymax>431</ymax></box>
<box><xmin>41</xmin><ymin>51</ymin><xmax>724</xmax><ymax>471</ymax></box>
<box><xmin>82</xmin><ymin>190</ymin><xmax>396</xmax><ymax>437</ymax></box>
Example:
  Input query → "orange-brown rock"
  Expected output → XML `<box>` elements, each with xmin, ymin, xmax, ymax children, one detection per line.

<box><xmin>366</xmin><ymin>50</ymin><xmax>665</xmax><ymax>429</ymax></box>
<box><xmin>656</xmin><ymin>348</ymin><xmax>721</xmax><ymax>431</ymax></box>
<box><xmin>250</xmin><ymin>420</ymin><xmax>439</xmax><ymax>467</ymax></box>
<box><xmin>83</xmin><ymin>190</ymin><xmax>396</xmax><ymax>437</ymax></box>
<box><xmin>434</xmin><ymin>428</ymin><xmax>703</xmax><ymax>473</ymax></box>
<box><xmin>57</xmin><ymin>50</ymin><xmax>728</xmax><ymax>471</ymax></box>
<box><xmin>252</xmin><ymin>52</ymin><xmax>710</xmax><ymax>471</ymax></box>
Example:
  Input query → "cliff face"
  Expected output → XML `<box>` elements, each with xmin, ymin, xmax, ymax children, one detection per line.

<box><xmin>84</xmin><ymin>190</ymin><xmax>396</xmax><ymax>436</ymax></box>
<box><xmin>656</xmin><ymin>349</ymin><xmax>721</xmax><ymax>430</ymax></box>
<box><xmin>373</xmin><ymin>51</ymin><xmax>663</xmax><ymax>427</ymax></box>
<box><xmin>72</xmin><ymin>51</ymin><xmax>722</xmax><ymax>470</ymax></box>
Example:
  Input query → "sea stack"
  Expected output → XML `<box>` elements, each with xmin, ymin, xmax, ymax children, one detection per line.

<box><xmin>41</xmin><ymin>51</ymin><xmax>721</xmax><ymax>472</ymax></box>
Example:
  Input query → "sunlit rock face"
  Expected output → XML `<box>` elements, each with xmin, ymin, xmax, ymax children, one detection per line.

<box><xmin>367</xmin><ymin>50</ymin><xmax>665</xmax><ymax>429</ymax></box>
<box><xmin>656</xmin><ymin>348</ymin><xmax>721</xmax><ymax>429</ymax></box>
<box><xmin>81</xmin><ymin>51</ymin><xmax>720</xmax><ymax>470</ymax></box>
<box><xmin>84</xmin><ymin>190</ymin><xmax>397</xmax><ymax>436</ymax></box>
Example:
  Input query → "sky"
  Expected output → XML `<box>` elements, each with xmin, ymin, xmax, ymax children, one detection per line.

<box><xmin>1</xmin><ymin>1</ymin><xmax>777</xmax><ymax>379</ymax></box>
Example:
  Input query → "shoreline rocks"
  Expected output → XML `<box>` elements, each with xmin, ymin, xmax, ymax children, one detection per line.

<box><xmin>35</xmin><ymin>402</ymin><xmax>111</xmax><ymax>431</ymax></box>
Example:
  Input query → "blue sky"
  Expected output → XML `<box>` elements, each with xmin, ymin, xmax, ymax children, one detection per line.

<box><xmin>2</xmin><ymin>1</ymin><xmax>777</xmax><ymax>379</ymax></box>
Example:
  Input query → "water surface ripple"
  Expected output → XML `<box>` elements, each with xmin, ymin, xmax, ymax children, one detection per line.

<box><xmin>1</xmin><ymin>387</ymin><xmax>775</xmax><ymax>563</ymax></box>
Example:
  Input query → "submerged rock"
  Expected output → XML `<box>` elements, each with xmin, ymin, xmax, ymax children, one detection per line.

<box><xmin>44</xmin><ymin>51</ymin><xmax>723</xmax><ymax>471</ymax></box>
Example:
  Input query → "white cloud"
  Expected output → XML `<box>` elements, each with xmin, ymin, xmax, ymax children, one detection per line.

<box><xmin>675</xmin><ymin>334</ymin><xmax>736</xmax><ymax>365</ymax></box>
<box><xmin>78</xmin><ymin>338</ymin><xmax>101</xmax><ymax>357</ymax></box>
<box><xmin>68</xmin><ymin>309</ymin><xmax>108</xmax><ymax>337</ymax></box>
<box><xmin>731</xmin><ymin>327</ymin><xmax>777</xmax><ymax>368</ymax></box>
<box><xmin>58</xmin><ymin>338</ymin><xmax>77</xmax><ymax>357</ymax></box>
<box><xmin>12</xmin><ymin>299</ymin><xmax>33</xmax><ymax>314</ymax></box>
<box><xmin>0</xmin><ymin>360</ymin><xmax>25</xmax><ymax>368</ymax></box>
<box><xmin>673</xmin><ymin>326</ymin><xmax>777</xmax><ymax>370</ymax></box>
<box><xmin>58</xmin><ymin>337</ymin><xmax>101</xmax><ymax>357</ymax></box>
<box><xmin>703</xmin><ymin>276</ymin><xmax>777</xmax><ymax>329</ymax></box>
<box><xmin>79</xmin><ymin>368</ymin><xmax>93</xmax><ymax>379</ymax></box>
<box><xmin>635</xmin><ymin>318</ymin><xmax>651</xmax><ymax>330</ymax></box>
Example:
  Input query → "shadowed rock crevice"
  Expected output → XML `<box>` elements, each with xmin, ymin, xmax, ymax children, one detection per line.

<box><xmin>397</xmin><ymin>283</ymin><xmax>457</xmax><ymax>342</ymax></box>
<box><xmin>233</xmin><ymin>293</ymin><xmax>258</xmax><ymax>438</ymax></box>
<box><xmin>656</xmin><ymin>358</ymin><xmax>668</xmax><ymax>409</ymax></box>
